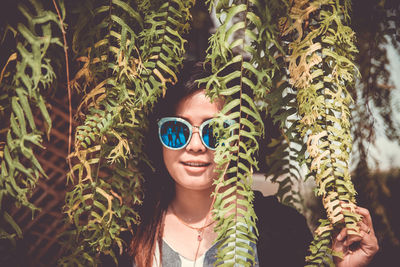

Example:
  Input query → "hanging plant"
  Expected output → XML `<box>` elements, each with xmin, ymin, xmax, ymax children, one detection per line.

<box><xmin>0</xmin><ymin>0</ymin><xmax>396</xmax><ymax>266</ymax></box>
<box><xmin>0</xmin><ymin>0</ymin><xmax>62</xmax><ymax>242</ymax></box>
<box><xmin>60</xmin><ymin>0</ymin><xmax>195</xmax><ymax>265</ymax></box>
<box><xmin>281</xmin><ymin>0</ymin><xmax>360</xmax><ymax>264</ymax></box>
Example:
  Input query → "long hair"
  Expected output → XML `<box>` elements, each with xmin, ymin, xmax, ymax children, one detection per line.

<box><xmin>130</xmin><ymin>61</ymin><xmax>212</xmax><ymax>267</ymax></box>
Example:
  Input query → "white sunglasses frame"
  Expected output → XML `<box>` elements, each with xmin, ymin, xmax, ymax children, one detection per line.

<box><xmin>157</xmin><ymin>117</ymin><xmax>234</xmax><ymax>150</ymax></box>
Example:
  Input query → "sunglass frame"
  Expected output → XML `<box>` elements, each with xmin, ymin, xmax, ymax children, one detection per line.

<box><xmin>157</xmin><ymin>117</ymin><xmax>233</xmax><ymax>150</ymax></box>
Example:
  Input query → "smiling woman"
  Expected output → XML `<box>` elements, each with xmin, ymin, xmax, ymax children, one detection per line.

<box><xmin>122</xmin><ymin>61</ymin><xmax>379</xmax><ymax>267</ymax></box>
<box><xmin>162</xmin><ymin>90</ymin><xmax>222</xmax><ymax>192</ymax></box>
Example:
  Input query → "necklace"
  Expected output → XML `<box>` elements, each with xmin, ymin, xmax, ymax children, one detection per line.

<box><xmin>170</xmin><ymin>205</ymin><xmax>215</xmax><ymax>241</ymax></box>
<box><xmin>168</xmin><ymin>194</ymin><xmax>217</xmax><ymax>267</ymax></box>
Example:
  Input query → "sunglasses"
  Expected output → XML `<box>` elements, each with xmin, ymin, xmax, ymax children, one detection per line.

<box><xmin>158</xmin><ymin>117</ymin><xmax>234</xmax><ymax>150</ymax></box>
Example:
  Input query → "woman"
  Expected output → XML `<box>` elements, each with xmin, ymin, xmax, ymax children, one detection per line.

<box><xmin>127</xmin><ymin>62</ymin><xmax>379</xmax><ymax>267</ymax></box>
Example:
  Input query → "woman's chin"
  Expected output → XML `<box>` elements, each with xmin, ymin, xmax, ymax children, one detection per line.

<box><xmin>175</xmin><ymin>174</ymin><xmax>215</xmax><ymax>191</ymax></box>
<box><xmin>182</xmin><ymin>164</ymin><xmax>210</xmax><ymax>175</ymax></box>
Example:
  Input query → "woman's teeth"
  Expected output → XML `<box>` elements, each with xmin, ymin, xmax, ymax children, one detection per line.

<box><xmin>183</xmin><ymin>162</ymin><xmax>209</xmax><ymax>167</ymax></box>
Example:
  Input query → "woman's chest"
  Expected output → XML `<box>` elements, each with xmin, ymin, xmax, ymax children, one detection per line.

<box><xmin>162</xmin><ymin>214</ymin><xmax>218</xmax><ymax>261</ymax></box>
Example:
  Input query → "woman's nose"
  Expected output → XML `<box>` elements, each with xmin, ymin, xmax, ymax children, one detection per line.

<box><xmin>186</xmin><ymin>129</ymin><xmax>206</xmax><ymax>152</ymax></box>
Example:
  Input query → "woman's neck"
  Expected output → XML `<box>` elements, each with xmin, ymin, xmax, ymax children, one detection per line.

<box><xmin>171</xmin><ymin>185</ymin><xmax>214</xmax><ymax>223</ymax></box>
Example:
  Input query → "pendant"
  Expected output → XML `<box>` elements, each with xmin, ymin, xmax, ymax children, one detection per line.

<box><xmin>197</xmin><ymin>229</ymin><xmax>203</xmax><ymax>241</ymax></box>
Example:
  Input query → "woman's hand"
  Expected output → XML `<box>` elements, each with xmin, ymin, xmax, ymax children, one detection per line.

<box><xmin>332</xmin><ymin>206</ymin><xmax>379</xmax><ymax>267</ymax></box>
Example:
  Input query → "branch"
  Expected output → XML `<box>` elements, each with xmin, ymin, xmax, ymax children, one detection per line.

<box><xmin>52</xmin><ymin>0</ymin><xmax>73</xmax><ymax>177</ymax></box>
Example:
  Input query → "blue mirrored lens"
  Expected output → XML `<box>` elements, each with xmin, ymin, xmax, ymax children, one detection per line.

<box><xmin>202</xmin><ymin>123</ymin><xmax>216</xmax><ymax>149</ymax></box>
<box><xmin>202</xmin><ymin>120</ymin><xmax>234</xmax><ymax>149</ymax></box>
<box><xmin>160</xmin><ymin>120</ymin><xmax>190</xmax><ymax>149</ymax></box>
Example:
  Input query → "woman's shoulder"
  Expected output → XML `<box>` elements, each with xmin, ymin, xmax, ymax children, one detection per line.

<box><xmin>253</xmin><ymin>190</ymin><xmax>305</xmax><ymax>223</ymax></box>
<box><xmin>252</xmin><ymin>190</ymin><xmax>312</xmax><ymax>267</ymax></box>
<box><xmin>252</xmin><ymin>190</ymin><xmax>310</xmax><ymax>234</ymax></box>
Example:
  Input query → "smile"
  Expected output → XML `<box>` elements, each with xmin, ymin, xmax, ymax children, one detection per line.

<box><xmin>181</xmin><ymin>162</ymin><xmax>210</xmax><ymax>167</ymax></box>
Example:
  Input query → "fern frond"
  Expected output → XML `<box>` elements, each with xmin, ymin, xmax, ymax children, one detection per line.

<box><xmin>264</xmin><ymin>135</ymin><xmax>304</xmax><ymax>210</ymax></box>
<box><xmin>63</xmin><ymin>0</ymin><xmax>194</xmax><ymax>264</ymax></box>
<box><xmin>0</xmin><ymin>0</ymin><xmax>61</xmax><ymax>241</ymax></box>
<box><xmin>283</xmin><ymin>0</ymin><xmax>360</xmax><ymax>264</ymax></box>
<box><xmin>63</xmin><ymin>1</ymin><xmax>145</xmax><ymax>263</ymax></box>
<box><xmin>305</xmin><ymin>218</ymin><xmax>335</xmax><ymax>266</ymax></box>
<box><xmin>202</xmin><ymin>1</ymin><xmax>305</xmax><ymax>264</ymax></box>
<box><xmin>200</xmin><ymin>0</ymin><xmax>290</xmax><ymax>265</ymax></box>
<box><xmin>137</xmin><ymin>0</ymin><xmax>194</xmax><ymax>108</ymax></box>
<box><xmin>261</xmin><ymin>42</ymin><xmax>306</xmax><ymax>210</ymax></box>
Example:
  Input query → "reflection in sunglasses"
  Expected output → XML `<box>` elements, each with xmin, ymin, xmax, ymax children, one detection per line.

<box><xmin>158</xmin><ymin>117</ymin><xmax>235</xmax><ymax>150</ymax></box>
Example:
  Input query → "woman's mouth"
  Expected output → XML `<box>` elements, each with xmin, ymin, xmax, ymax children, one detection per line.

<box><xmin>181</xmin><ymin>162</ymin><xmax>210</xmax><ymax>167</ymax></box>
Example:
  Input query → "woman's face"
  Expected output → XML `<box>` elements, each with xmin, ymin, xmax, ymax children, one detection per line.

<box><xmin>162</xmin><ymin>90</ymin><xmax>222</xmax><ymax>192</ymax></box>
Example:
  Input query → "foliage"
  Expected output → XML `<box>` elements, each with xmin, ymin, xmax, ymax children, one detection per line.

<box><xmin>263</xmin><ymin>78</ymin><xmax>305</xmax><ymax>211</ymax></box>
<box><xmin>60</xmin><ymin>0</ymin><xmax>195</xmax><ymax>265</ymax></box>
<box><xmin>0</xmin><ymin>0</ymin><xmax>399</xmax><ymax>266</ymax></box>
<box><xmin>0</xmin><ymin>0</ymin><xmax>62</xmax><ymax>242</ymax></box>
<box><xmin>282</xmin><ymin>0</ymin><xmax>362</xmax><ymax>264</ymax></box>
<box><xmin>199</xmin><ymin>0</ymin><xmax>265</xmax><ymax>264</ymax></box>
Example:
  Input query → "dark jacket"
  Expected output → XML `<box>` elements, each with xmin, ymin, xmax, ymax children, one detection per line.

<box><xmin>105</xmin><ymin>191</ymin><xmax>313</xmax><ymax>267</ymax></box>
<box><xmin>253</xmin><ymin>191</ymin><xmax>312</xmax><ymax>266</ymax></box>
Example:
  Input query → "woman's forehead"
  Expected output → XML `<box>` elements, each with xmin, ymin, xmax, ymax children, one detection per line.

<box><xmin>174</xmin><ymin>90</ymin><xmax>223</xmax><ymax>121</ymax></box>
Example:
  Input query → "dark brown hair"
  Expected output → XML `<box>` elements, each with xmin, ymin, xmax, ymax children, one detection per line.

<box><xmin>129</xmin><ymin>61</ymin><xmax>212</xmax><ymax>267</ymax></box>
